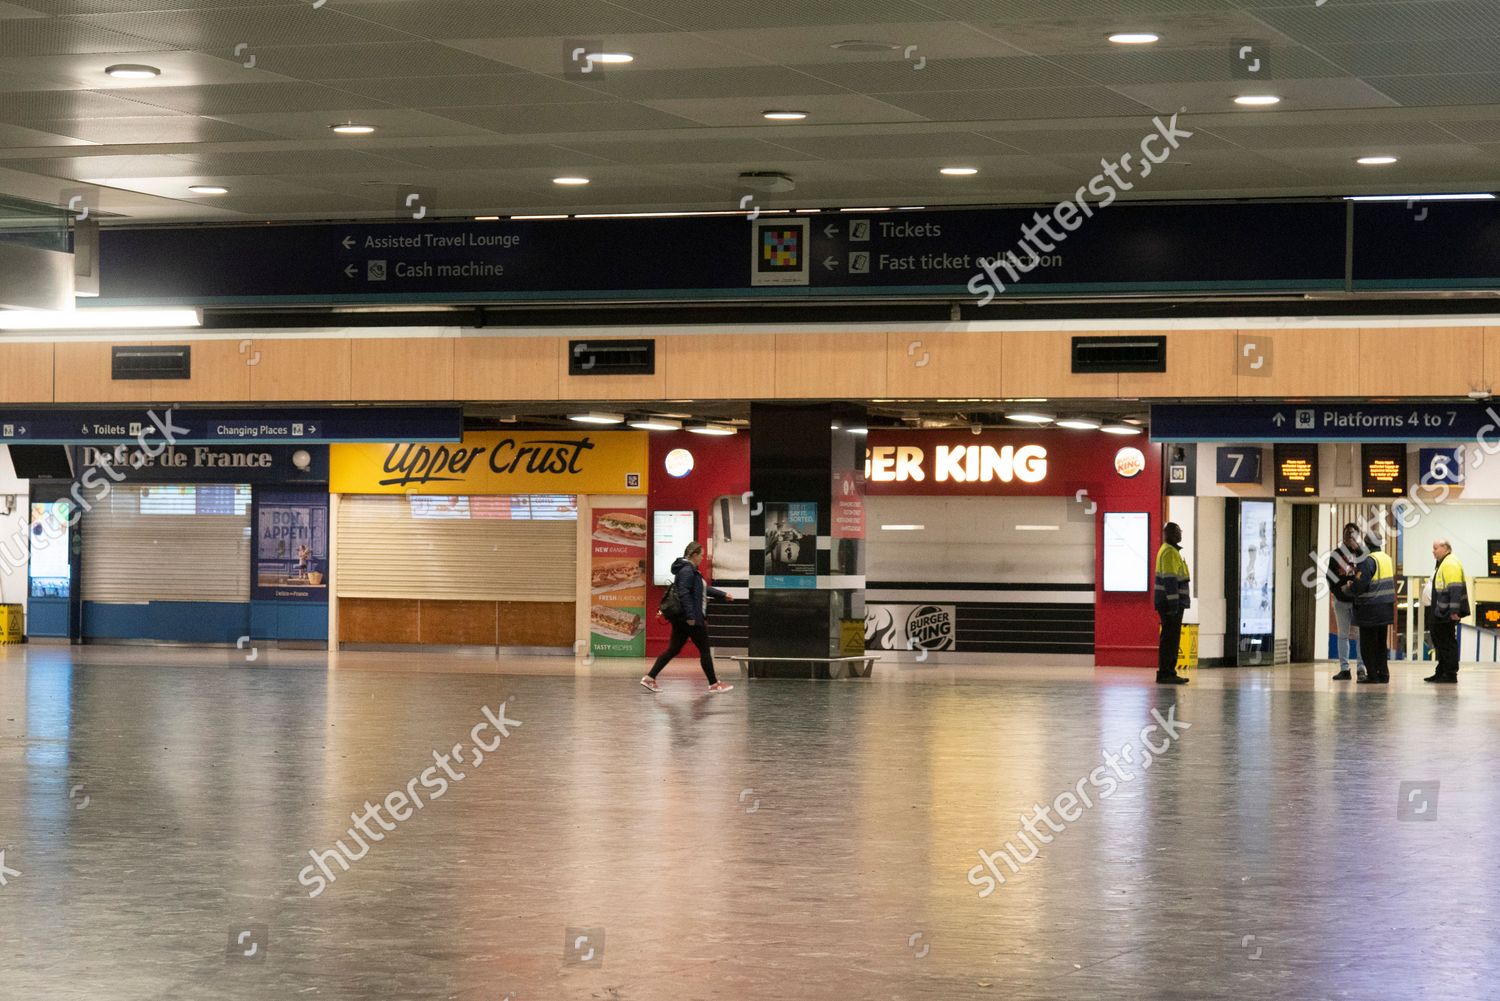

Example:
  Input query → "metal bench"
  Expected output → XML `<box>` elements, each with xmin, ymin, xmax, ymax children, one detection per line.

<box><xmin>728</xmin><ymin>654</ymin><xmax>878</xmax><ymax>680</ymax></box>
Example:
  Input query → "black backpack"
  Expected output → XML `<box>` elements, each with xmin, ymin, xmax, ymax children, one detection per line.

<box><xmin>659</xmin><ymin>580</ymin><xmax>686</xmax><ymax>622</ymax></box>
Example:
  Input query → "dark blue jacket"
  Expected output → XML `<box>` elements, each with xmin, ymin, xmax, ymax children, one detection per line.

<box><xmin>672</xmin><ymin>557</ymin><xmax>725</xmax><ymax>624</ymax></box>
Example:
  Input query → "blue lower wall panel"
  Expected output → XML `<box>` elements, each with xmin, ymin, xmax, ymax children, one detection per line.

<box><xmin>27</xmin><ymin>598</ymin><xmax>70</xmax><ymax>638</ymax></box>
<box><xmin>84</xmin><ymin>600</ymin><xmax>323</xmax><ymax>643</ymax></box>
<box><xmin>249</xmin><ymin>601</ymin><xmax>328</xmax><ymax>642</ymax></box>
<box><xmin>83</xmin><ymin>601</ymin><xmax>250</xmax><ymax>643</ymax></box>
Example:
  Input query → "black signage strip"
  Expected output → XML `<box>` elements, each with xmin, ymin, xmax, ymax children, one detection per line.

<box><xmin>0</xmin><ymin>406</ymin><xmax>461</xmax><ymax>445</ymax></box>
<box><xmin>94</xmin><ymin>201</ymin><xmax>1352</xmax><ymax>308</ymax></box>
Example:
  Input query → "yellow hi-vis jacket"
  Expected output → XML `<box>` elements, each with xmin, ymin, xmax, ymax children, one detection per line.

<box><xmin>1432</xmin><ymin>553</ymin><xmax>1470</xmax><ymax>620</ymax></box>
<box><xmin>1352</xmin><ymin>550</ymin><xmax>1396</xmax><ymax>627</ymax></box>
<box><xmin>1154</xmin><ymin>543</ymin><xmax>1191</xmax><ymax>614</ymax></box>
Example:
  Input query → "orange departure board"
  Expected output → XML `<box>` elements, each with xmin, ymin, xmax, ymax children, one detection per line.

<box><xmin>1274</xmin><ymin>443</ymin><xmax>1319</xmax><ymax>496</ymax></box>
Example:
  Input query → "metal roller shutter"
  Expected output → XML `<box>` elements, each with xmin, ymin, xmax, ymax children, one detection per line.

<box><xmin>82</xmin><ymin>484</ymin><xmax>252</xmax><ymax>603</ymax></box>
<box><xmin>336</xmin><ymin>494</ymin><xmax>576</xmax><ymax>602</ymax></box>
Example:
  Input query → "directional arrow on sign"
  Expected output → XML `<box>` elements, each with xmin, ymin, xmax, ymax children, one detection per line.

<box><xmin>823</xmin><ymin>224</ymin><xmax>840</xmax><ymax>239</ymax></box>
<box><xmin>822</xmin><ymin>256</ymin><xmax>839</xmax><ymax>270</ymax></box>
<box><xmin>307</xmin><ymin>424</ymin><xmax>317</xmax><ymax>436</ymax></box>
<box><xmin>341</xmin><ymin>236</ymin><xmax>355</xmax><ymax>250</ymax></box>
<box><xmin>1272</xmin><ymin>413</ymin><xmax>1287</xmax><ymax>426</ymax></box>
<box><xmin>343</xmin><ymin>265</ymin><xmax>358</xmax><ymax>278</ymax></box>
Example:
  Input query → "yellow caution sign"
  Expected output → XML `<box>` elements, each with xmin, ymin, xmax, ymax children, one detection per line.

<box><xmin>0</xmin><ymin>604</ymin><xmax>23</xmax><ymax>644</ymax></box>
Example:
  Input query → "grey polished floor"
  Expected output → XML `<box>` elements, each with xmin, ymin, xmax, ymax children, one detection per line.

<box><xmin>1</xmin><ymin>647</ymin><xmax>1497</xmax><ymax>1001</ymax></box>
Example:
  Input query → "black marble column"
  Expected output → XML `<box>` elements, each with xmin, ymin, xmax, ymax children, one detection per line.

<box><xmin>747</xmin><ymin>402</ymin><xmax>867</xmax><ymax>678</ymax></box>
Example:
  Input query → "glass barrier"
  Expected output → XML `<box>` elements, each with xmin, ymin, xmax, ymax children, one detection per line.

<box><xmin>0</xmin><ymin>193</ymin><xmax>70</xmax><ymax>254</ymax></box>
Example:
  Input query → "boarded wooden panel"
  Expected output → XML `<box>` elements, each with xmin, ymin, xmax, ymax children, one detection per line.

<box><xmin>418</xmin><ymin>600</ymin><xmax>499</xmax><ymax>646</ymax></box>
<box><xmin>884</xmin><ymin>331</ymin><xmax>1002</xmax><ymax>398</ymax></box>
<box><xmin>665</xmin><ymin>334</ymin><xmax>775</xmax><ymax>399</ymax></box>
<box><xmin>339</xmin><ymin>597</ymin><xmax>420</xmax><ymax>644</ymax></box>
<box><xmin>250</xmin><ymin>337</ymin><xmax>352</xmax><ymax>401</ymax></box>
<box><xmin>999</xmin><ymin>330</ymin><xmax>1119</xmax><ymax>398</ymax></box>
<box><xmin>350</xmin><ymin>337</ymin><xmax>454</xmax><ymax>401</ymax></box>
<box><xmin>1359</xmin><ymin>326</ymin><xmax>1483</xmax><ymax>397</ymax></box>
<box><xmin>154</xmin><ymin>338</ymin><xmax>250</xmax><ymax>403</ymax></box>
<box><xmin>0</xmin><ymin>342</ymin><xmax>54</xmax><ymax>403</ymax></box>
<box><xmin>775</xmin><ymin>332</ymin><xmax>887</xmax><ymax>397</ymax></box>
<box><xmin>53</xmin><ymin>341</ymin><xmax>143</xmax><ymax>403</ymax></box>
<box><xmin>1235</xmin><ymin>328</ymin><xmax>1361</xmax><ymax>397</ymax></box>
<box><xmin>1118</xmin><ymin>329</ymin><xmax>1237</xmax><ymax>398</ymax></box>
<box><xmin>499</xmin><ymin>600</ymin><xmax>575</xmax><ymax>646</ymax></box>
<box><xmin>454</xmin><ymin>336</ymin><xmax>559</xmax><ymax>401</ymax></box>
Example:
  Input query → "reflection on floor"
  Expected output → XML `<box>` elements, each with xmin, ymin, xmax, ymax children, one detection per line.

<box><xmin>1</xmin><ymin>645</ymin><xmax>1494</xmax><ymax>1000</ymax></box>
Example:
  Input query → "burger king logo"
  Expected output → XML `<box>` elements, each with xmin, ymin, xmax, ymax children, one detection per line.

<box><xmin>1114</xmin><ymin>447</ymin><xmax>1145</xmax><ymax>479</ymax></box>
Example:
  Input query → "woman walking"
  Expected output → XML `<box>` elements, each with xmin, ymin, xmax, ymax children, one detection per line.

<box><xmin>641</xmin><ymin>541</ymin><xmax>734</xmax><ymax>694</ymax></box>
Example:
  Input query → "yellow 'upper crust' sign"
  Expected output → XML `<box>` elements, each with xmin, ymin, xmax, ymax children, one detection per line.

<box><xmin>331</xmin><ymin>431</ymin><xmax>648</xmax><ymax>495</ymax></box>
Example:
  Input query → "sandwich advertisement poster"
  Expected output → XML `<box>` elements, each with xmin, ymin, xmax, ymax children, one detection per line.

<box><xmin>590</xmin><ymin>508</ymin><xmax>647</xmax><ymax>657</ymax></box>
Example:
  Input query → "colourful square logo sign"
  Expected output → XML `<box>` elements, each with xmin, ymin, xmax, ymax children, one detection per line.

<box><xmin>759</xmin><ymin>228</ymin><xmax>800</xmax><ymax>271</ymax></box>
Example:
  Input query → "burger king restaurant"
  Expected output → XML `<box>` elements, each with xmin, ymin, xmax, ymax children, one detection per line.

<box><xmin>862</xmin><ymin>428</ymin><xmax>1163</xmax><ymax>667</ymax></box>
<box><xmin>328</xmin><ymin>431</ymin><xmax>648</xmax><ymax>652</ymax></box>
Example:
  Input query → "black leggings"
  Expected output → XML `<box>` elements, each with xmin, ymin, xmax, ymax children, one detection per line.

<box><xmin>648</xmin><ymin>619</ymin><xmax>718</xmax><ymax>684</ymax></box>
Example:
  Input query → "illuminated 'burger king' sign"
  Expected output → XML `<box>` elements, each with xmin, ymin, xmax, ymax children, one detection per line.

<box><xmin>865</xmin><ymin>444</ymin><xmax>1048</xmax><ymax>484</ymax></box>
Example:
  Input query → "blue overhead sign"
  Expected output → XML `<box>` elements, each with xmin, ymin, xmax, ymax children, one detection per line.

<box><xmin>92</xmin><ymin>201</ymin><xmax>1349</xmax><ymax>307</ymax></box>
<box><xmin>1151</xmin><ymin>403</ymin><xmax>1500</xmax><ymax>442</ymax></box>
<box><xmin>0</xmin><ymin>406</ymin><xmax>460</xmax><ymax>445</ymax></box>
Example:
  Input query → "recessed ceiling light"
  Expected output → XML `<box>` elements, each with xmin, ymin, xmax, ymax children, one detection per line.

<box><xmin>104</xmin><ymin>64</ymin><xmax>160</xmax><ymax>79</ymax></box>
<box><xmin>763</xmin><ymin>110</ymin><xmax>809</xmax><ymax>121</ymax></box>
<box><xmin>105</xmin><ymin>64</ymin><xmax>161</xmax><ymax>79</ymax></box>
<box><xmin>187</xmin><ymin>185</ymin><xmax>228</xmax><ymax>195</ymax></box>
<box><xmin>628</xmin><ymin>416</ymin><xmax>682</xmax><ymax>431</ymax></box>
<box><xmin>831</xmin><ymin>40</ymin><xmax>901</xmax><ymax>52</ymax></box>
<box><xmin>1101</xmin><ymin>424</ymin><xmax>1143</xmax><ymax>436</ymax></box>
<box><xmin>0</xmin><ymin>308</ymin><xmax>200</xmax><ymax>331</ymax></box>
<box><xmin>586</xmin><ymin>51</ymin><xmax>634</xmax><ymax>64</ymax></box>
<box><xmin>1345</xmin><ymin>193</ymin><xmax>1496</xmax><ymax>202</ymax></box>
<box><xmin>1055</xmin><ymin>418</ymin><xmax>1101</xmax><ymax>430</ymax></box>
<box><xmin>880</xmin><ymin>524</ymin><xmax>925</xmax><ymax>531</ymax></box>
<box><xmin>940</xmin><ymin>166</ymin><xmax>979</xmax><ymax>176</ymax></box>
<box><xmin>1107</xmin><ymin>32</ymin><xmax>1160</xmax><ymax>45</ymax></box>
<box><xmin>1234</xmin><ymin>94</ymin><xmax>1281</xmax><ymax>106</ymax></box>
<box><xmin>688</xmin><ymin>423</ymin><xmax>737</xmax><ymax>436</ymax></box>
<box><xmin>567</xmin><ymin>412</ymin><xmax>624</xmax><ymax>425</ymax></box>
<box><xmin>1357</xmin><ymin>155</ymin><xmax>1398</xmax><ymax>165</ymax></box>
<box><xmin>474</xmin><ymin>215</ymin><xmax>500</xmax><ymax>221</ymax></box>
<box><xmin>1006</xmin><ymin>412</ymin><xmax>1054</xmax><ymax>425</ymax></box>
<box><xmin>330</xmin><ymin>123</ymin><xmax>376</xmax><ymax>135</ymax></box>
<box><xmin>552</xmin><ymin>176</ymin><xmax>590</xmax><ymax>186</ymax></box>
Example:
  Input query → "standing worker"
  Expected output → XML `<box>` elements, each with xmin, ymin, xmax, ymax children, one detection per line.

<box><xmin>1327</xmin><ymin>522</ymin><xmax>1367</xmax><ymax>681</ymax></box>
<box><xmin>1348</xmin><ymin>532</ymin><xmax>1396</xmax><ymax>685</ymax></box>
<box><xmin>1154</xmin><ymin>522</ymin><xmax>1191</xmax><ymax>685</ymax></box>
<box><xmin>1425</xmin><ymin>538</ymin><xmax>1468</xmax><ymax>684</ymax></box>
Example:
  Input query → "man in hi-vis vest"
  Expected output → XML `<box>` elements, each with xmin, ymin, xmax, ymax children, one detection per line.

<box><xmin>1425</xmin><ymin>538</ymin><xmax>1469</xmax><ymax>684</ymax></box>
<box><xmin>1348</xmin><ymin>532</ymin><xmax>1396</xmax><ymax>685</ymax></box>
<box><xmin>1153</xmin><ymin>522</ymin><xmax>1191</xmax><ymax>685</ymax></box>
